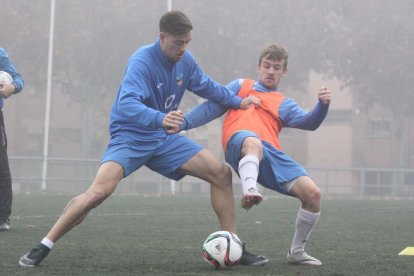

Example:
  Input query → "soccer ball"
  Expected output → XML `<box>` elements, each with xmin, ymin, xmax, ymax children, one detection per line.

<box><xmin>0</xmin><ymin>71</ymin><xmax>13</xmax><ymax>85</ymax></box>
<box><xmin>202</xmin><ymin>231</ymin><xmax>243</xmax><ymax>269</ymax></box>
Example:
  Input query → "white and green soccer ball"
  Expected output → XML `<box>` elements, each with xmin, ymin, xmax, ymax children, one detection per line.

<box><xmin>202</xmin><ymin>230</ymin><xmax>243</xmax><ymax>269</ymax></box>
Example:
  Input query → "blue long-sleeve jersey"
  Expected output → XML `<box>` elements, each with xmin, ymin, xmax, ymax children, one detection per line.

<box><xmin>0</xmin><ymin>48</ymin><xmax>24</xmax><ymax>109</ymax></box>
<box><xmin>182</xmin><ymin>79</ymin><xmax>329</xmax><ymax>133</ymax></box>
<box><xmin>109</xmin><ymin>39</ymin><xmax>242</xmax><ymax>141</ymax></box>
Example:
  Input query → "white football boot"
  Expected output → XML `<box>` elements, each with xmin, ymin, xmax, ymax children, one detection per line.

<box><xmin>287</xmin><ymin>249</ymin><xmax>322</xmax><ymax>266</ymax></box>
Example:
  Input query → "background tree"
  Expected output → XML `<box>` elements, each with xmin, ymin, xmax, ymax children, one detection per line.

<box><xmin>1</xmin><ymin>0</ymin><xmax>413</xmax><ymax>167</ymax></box>
<box><xmin>183</xmin><ymin>0</ymin><xmax>414</xmax><ymax>168</ymax></box>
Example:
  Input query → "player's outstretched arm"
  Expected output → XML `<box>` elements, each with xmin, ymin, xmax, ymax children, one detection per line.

<box><xmin>180</xmin><ymin>94</ymin><xmax>260</xmax><ymax>131</ymax></box>
<box><xmin>181</xmin><ymin>100</ymin><xmax>227</xmax><ymax>131</ymax></box>
<box><xmin>281</xmin><ymin>86</ymin><xmax>332</xmax><ymax>131</ymax></box>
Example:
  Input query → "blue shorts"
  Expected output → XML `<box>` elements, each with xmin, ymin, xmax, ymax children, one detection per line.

<box><xmin>225</xmin><ymin>131</ymin><xmax>309</xmax><ymax>195</ymax></box>
<box><xmin>101</xmin><ymin>134</ymin><xmax>203</xmax><ymax>180</ymax></box>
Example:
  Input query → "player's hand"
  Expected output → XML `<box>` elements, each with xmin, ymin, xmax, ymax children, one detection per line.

<box><xmin>318</xmin><ymin>86</ymin><xmax>332</xmax><ymax>105</ymax></box>
<box><xmin>240</xmin><ymin>95</ymin><xmax>260</xmax><ymax>110</ymax></box>
<box><xmin>163</xmin><ymin>109</ymin><xmax>184</xmax><ymax>134</ymax></box>
<box><xmin>0</xmin><ymin>83</ymin><xmax>15</xmax><ymax>99</ymax></box>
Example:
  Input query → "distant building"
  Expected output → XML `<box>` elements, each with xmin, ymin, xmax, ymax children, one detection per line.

<box><xmin>5</xmin><ymin>72</ymin><xmax>414</xmax><ymax>197</ymax></box>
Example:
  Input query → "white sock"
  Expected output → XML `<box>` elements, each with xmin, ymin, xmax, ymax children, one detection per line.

<box><xmin>238</xmin><ymin>155</ymin><xmax>259</xmax><ymax>195</ymax></box>
<box><xmin>290</xmin><ymin>208</ymin><xmax>320</xmax><ymax>254</ymax></box>
<box><xmin>41</xmin><ymin>237</ymin><xmax>54</xmax><ymax>249</ymax></box>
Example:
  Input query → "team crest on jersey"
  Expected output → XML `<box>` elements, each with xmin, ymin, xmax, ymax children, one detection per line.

<box><xmin>176</xmin><ymin>73</ymin><xmax>184</xmax><ymax>86</ymax></box>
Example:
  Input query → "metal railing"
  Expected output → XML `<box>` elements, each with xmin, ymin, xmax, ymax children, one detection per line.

<box><xmin>8</xmin><ymin>156</ymin><xmax>414</xmax><ymax>198</ymax></box>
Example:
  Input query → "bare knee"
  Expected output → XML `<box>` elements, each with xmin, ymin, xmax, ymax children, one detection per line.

<box><xmin>213</xmin><ymin>164</ymin><xmax>232</xmax><ymax>188</ymax></box>
<box><xmin>305</xmin><ymin>186</ymin><xmax>321</xmax><ymax>206</ymax></box>
<box><xmin>178</xmin><ymin>149</ymin><xmax>233</xmax><ymax>189</ymax></box>
<box><xmin>81</xmin><ymin>165</ymin><xmax>121</xmax><ymax>210</ymax></box>
<box><xmin>299</xmin><ymin>186</ymin><xmax>321</xmax><ymax>213</ymax></box>
<box><xmin>241</xmin><ymin>137</ymin><xmax>263</xmax><ymax>159</ymax></box>
<box><xmin>291</xmin><ymin>177</ymin><xmax>322</xmax><ymax>212</ymax></box>
<box><xmin>82</xmin><ymin>186</ymin><xmax>113</xmax><ymax>210</ymax></box>
<box><xmin>85</xmin><ymin>191</ymin><xmax>108</xmax><ymax>209</ymax></box>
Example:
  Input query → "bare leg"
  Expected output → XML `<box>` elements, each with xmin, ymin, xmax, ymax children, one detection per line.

<box><xmin>289</xmin><ymin>176</ymin><xmax>321</xmax><ymax>213</ymax></box>
<box><xmin>46</xmin><ymin>161</ymin><xmax>124</xmax><ymax>242</ymax></box>
<box><xmin>240</xmin><ymin>137</ymin><xmax>263</xmax><ymax>160</ymax></box>
<box><xmin>178</xmin><ymin>149</ymin><xmax>236</xmax><ymax>233</ymax></box>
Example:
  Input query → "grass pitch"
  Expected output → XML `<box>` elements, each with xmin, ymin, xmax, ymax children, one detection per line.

<box><xmin>0</xmin><ymin>194</ymin><xmax>413</xmax><ymax>275</ymax></box>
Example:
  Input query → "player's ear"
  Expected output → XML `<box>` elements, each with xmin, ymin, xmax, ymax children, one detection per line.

<box><xmin>159</xmin><ymin>32</ymin><xmax>165</xmax><ymax>41</ymax></box>
<box><xmin>282</xmin><ymin>67</ymin><xmax>288</xmax><ymax>76</ymax></box>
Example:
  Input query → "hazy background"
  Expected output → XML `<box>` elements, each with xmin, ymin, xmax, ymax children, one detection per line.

<box><xmin>1</xmin><ymin>0</ymin><xmax>413</xmax><ymax>197</ymax></box>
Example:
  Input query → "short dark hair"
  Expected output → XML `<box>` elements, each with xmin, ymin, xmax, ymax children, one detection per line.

<box><xmin>259</xmin><ymin>44</ymin><xmax>289</xmax><ymax>68</ymax></box>
<box><xmin>159</xmin><ymin>11</ymin><xmax>193</xmax><ymax>35</ymax></box>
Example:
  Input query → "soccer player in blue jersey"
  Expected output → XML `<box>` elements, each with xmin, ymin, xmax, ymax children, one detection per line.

<box><xmin>181</xmin><ymin>44</ymin><xmax>332</xmax><ymax>266</ymax></box>
<box><xmin>0</xmin><ymin>48</ymin><xmax>24</xmax><ymax>232</ymax></box>
<box><xmin>19</xmin><ymin>11</ymin><xmax>266</xmax><ymax>267</ymax></box>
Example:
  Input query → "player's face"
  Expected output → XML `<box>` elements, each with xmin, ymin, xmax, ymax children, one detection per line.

<box><xmin>257</xmin><ymin>57</ymin><xmax>287</xmax><ymax>90</ymax></box>
<box><xmin>160</xmin><ymin>31</ymin><xmax>192</xmax><ymax>63</ymax></box>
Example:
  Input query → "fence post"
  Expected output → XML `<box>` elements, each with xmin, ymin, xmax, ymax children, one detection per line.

<box><xmin>359</xmin><ymin>168</ymin><xmax>365</xmax><ymax>198</ymax></box>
